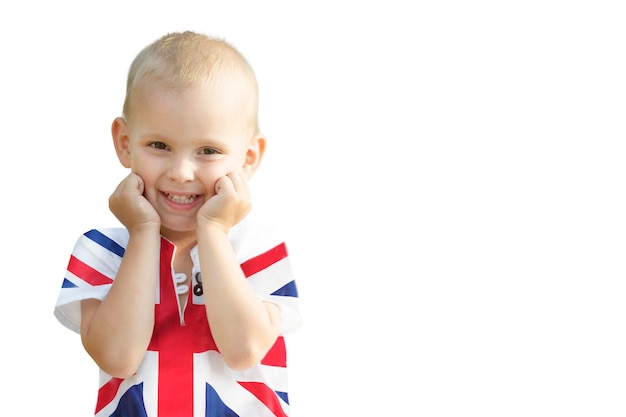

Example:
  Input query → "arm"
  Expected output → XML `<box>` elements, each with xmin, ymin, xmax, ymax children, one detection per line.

<box><xmin>197</xmin><ymin>172</ymin><xmax>281</xmax><ymax>371</ymax></box>
<box><xmin>80</xmin><ymin>173</ymin><xmax>161</xmax><ymax>378</ymax></box>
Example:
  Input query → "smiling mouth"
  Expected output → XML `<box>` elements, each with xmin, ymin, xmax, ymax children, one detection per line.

<box><xmin>166</xmin><ymin>193</ymin><xmax>199</xmax><ymax>204</ymax></box>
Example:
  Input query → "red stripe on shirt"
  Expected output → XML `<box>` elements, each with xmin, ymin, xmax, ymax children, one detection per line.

<box><xmin>240</xmin><ymin>243</ymin><xmax>288</xmax><ymax>278</ymax></box>
<box><xmin>95</xmin><ymin>377</ymin><xmax>124</xmax><ymax>414</ymax></box>
<box><xmin>67</xmin><ymin>255</ymin><xmax>114</xmax><ymax>286</ymax></box>
<box><xmin>238</xmin><ymin>381</ymin><xmax>289</xmax><ymax>417</ymax></box>
<box><xmin>261</xmin><ymin>336</ymin><xmax>287</xmax><ymax>367</ymax></box>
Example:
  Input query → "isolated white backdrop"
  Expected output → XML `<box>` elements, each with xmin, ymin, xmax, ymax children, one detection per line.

<box><xmin>1</xmin><ymin>1</ymin><xmax>625</xmax><ymax>416</ymax></box>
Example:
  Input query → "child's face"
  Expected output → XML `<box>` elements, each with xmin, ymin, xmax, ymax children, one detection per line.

<box><xmin>115</xmin><ymin>80</ymin><xmax>261</xmax><ymax>234</ymax></box>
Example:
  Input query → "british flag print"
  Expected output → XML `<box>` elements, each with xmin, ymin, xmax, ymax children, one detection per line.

<box><xmin>54</xmin><ymin>214</ymin><xmax>300</xmax><ymax>417</ymax></box>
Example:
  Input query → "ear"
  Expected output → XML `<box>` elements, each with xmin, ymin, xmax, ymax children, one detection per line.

<box><xmin>111</xmin><ymin>117</ymin><xmax>132</xmax><ymax>168</ymax></box>
<box><xmin>242</xmin><ymin>133</ymin><xmax>266</xmax><ymax>178</ymax></box>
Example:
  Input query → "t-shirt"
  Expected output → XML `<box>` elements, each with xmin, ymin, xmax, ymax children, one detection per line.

<box><xmin>54</xmin><ymin>212</ymin><xmax>301</xmax><ymax>417</ymax></box>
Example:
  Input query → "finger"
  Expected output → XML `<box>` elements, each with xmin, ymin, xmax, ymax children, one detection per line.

<box><xmin>121</xmin><ymin>173</ymin><xmax>144</xmax><ymax>195</ymax></box>
<box><xmin>214</xmin><ymin>175</ymin><xmax>234</xmax><ymax>195</ymax></box>
<box><xmin>227</xmin><ymin>171</ymin><xmax>248</xmax><ymax>193</ymax></box>
<box><xmin>134</xmin><ymin>174</ymin><xmax>145</xmax><ymax>195</ymax></box>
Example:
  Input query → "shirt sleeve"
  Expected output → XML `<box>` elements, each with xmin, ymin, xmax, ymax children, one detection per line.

<box><xmin>53</xmin><ymin>228</ymin><xmax>128</xmax><ymax>334</ymax></box>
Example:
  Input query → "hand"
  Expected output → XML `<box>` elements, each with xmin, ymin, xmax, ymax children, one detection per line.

<box><xmin>109</xmin><ymin>173</ymin><xmax>161</xmax><ymax>232</ymax></box>
<box><xmin>197</xmin><ymin>172</ymin><xmax>252</xmax><ymax>233</ymax></box>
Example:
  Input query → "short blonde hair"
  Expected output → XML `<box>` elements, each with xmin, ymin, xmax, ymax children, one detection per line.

<box><xmin>123</xmin><ymin>31</ymin><xmax>259</xmax><ymax>132</ymax></box>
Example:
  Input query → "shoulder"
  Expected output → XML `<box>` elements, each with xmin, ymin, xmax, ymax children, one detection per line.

<box><xmin>229</xmin><ymin>207</ymin><xmax>288</xmax><ymax>263</ymax></box>
<box><xmin>80</xmin><ymin>227</ymin><xmax>129</xmax><ymax>243</ymax></box>
<box><xmin>72</xmin><ymin>227</ymin><xmax>129</xmax><ymax>257</ymax></box>
<box><xmin>78</xmin><ymin>227</ymin><xmax>129</xmax><ymax>244</ymax></box>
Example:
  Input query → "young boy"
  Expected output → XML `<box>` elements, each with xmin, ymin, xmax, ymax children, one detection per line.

<box><xmin>54</xmin><ymin>31</ymin><xmax>301</xmax><ymax>417</ymax></box>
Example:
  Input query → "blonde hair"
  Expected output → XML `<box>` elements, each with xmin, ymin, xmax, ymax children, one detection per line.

<box><xmin>123</xmin><ymin>31</ymin><xmax>259</xmax><ymax>132</ymax></box>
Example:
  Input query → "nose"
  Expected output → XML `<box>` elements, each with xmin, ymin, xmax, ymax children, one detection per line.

<box><xmin>167</xmin><ymin>155</ymin><xmax>195</xmax><ymax>183</ymax></box>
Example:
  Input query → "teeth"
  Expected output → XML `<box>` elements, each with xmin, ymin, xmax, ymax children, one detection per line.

<box><xmin>167</xmin><ymin>193</ymin><xmax>198</xmax><ymax>204</ymax></box>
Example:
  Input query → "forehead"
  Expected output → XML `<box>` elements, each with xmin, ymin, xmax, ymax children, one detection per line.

<box><xmin>128</xmin><ymin>80</ymin><xmax>254</xmax><ymax>144</ymax></box>
<box><xmin>132</xmin><ymin>75</ymin><xmax>255</xmax><ymax>117</ymax></box>
<box><xmin>134</xmin><ymin>75</ymin><xmax>250</xmax><ymax>109</ymax></box>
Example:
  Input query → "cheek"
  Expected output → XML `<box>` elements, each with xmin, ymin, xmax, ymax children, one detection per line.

<box><xmin>198</xmin><ymin>165</ymin><xmax>227</xmax><ymax>192</ymax></box>
<box><xmin>130</xmin><ymin>157</ymin><xmax>160</xmax><ymax>187</ymax></box>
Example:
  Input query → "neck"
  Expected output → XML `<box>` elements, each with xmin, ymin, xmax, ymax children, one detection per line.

<box><xmin>160</xmin><ymin>228</ymin><xmax>197</xmax><ymax>252</ymax></box>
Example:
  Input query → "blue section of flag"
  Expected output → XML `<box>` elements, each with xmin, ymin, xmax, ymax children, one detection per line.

<box><xmin>271</xmin><ymin>280</ymin><xmax>298</xmax><ymax>297</ymax></box>
<box><xmin>110</xmin><ymin>383</ymin><xmax>148</xmax><ymax>417</ymax></box>
<box><xmin>85</xmin><ymin>229</ymin><xmax>126</xmax><ymax>257</ymax></box>
<box><xmin>61</xmin><ymin>278</ymin><xmax>77</xmax><ymax>288</ymax></box>
<box><xmin>205</xmin><ymin>383</ymin><xmax>240</xmax><ymax>417</ymax></box>
<box><xmin>276</xmin><ymin>390</ymin><xmax>289</xmax><ymax>405</ymax></box>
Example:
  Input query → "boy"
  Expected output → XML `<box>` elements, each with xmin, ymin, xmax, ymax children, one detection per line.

<box><xmin>54</xmin><ymin>31</ymin><xmax>301</xmax><ymax>417</ymax></box>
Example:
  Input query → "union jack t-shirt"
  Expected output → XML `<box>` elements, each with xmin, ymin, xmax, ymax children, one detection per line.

<box><xmin>54</xmin><ymin>211</ymin><xmax>301</xmax><ymax>417</ymax></box>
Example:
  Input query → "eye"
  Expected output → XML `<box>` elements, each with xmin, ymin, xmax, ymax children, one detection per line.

<box><xmin>200</xmin><ymin>147</ymin><xmax>219</xmax><ymax>155</ymax></box>
<box><xmin>149</xmin><ymin>142</ymin><xmax>168</xmax><ymax>150</ymax></box>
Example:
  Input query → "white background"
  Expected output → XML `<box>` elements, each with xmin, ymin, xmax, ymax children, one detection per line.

<box><xmin>1</xmin><ymin>1</ymin><xmax>625</xmax><ymax>415</ymax></box>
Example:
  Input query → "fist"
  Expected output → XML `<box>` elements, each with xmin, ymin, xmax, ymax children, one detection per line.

<box><xmin>109</xmin><ymin>173</ymin><xmax>160</xmax><ymax>231</ymax></box>
<box><xmin>197</xmin><ymin>172</ymin><xmax>251</xmax><ymax>232</ymax></box>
